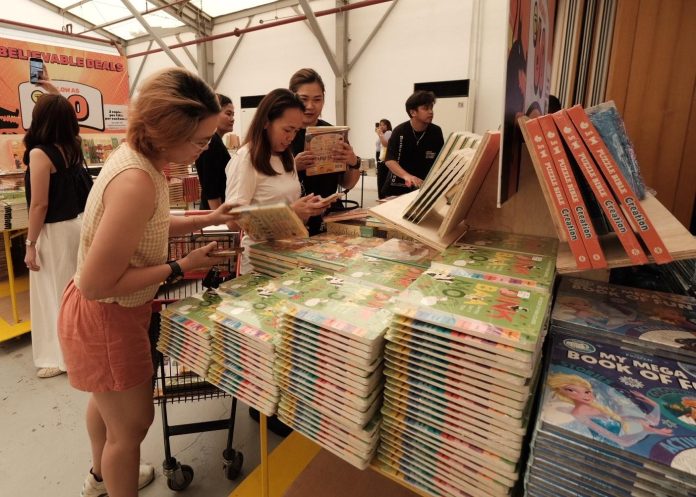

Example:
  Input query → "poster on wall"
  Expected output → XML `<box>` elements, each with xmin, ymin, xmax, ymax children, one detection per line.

<box><xmin>499</xmin><ymin>0</ymin><xmax>556</xmax><ymax>206</ymax></box>
<box><xmin>0</xmin><ymin>36</ymin><xmax>129</xmax><ymax>169</ymax></box>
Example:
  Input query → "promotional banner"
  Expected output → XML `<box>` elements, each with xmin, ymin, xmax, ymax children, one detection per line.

<box><xmin>0</xmin><ymin>37</ymin><xmax>129</xmax><ymax>134</ymax></box>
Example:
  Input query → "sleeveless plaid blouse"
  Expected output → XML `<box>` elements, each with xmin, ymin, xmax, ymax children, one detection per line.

<box><xmin>74</xmin><ymin>143</ymin><xmax>170</xmax><ymax>307</ymax></box>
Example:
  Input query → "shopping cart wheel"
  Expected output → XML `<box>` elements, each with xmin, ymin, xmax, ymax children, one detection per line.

<box><xmin>223</xmin><ymin>448</ymin><xmax>244</xmax><ymax>480</ymax></box>
<box><xmin>166</xmin><ymin>464</ymin><xmax>194</xmax><ymax>491</ymax></box>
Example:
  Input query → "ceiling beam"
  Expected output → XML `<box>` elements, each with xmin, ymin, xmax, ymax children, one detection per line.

<box><xmin>127</xmin><ymin>25</ymin><xmax>194</xmax><ymax>47</ymax></box>
<box><xmin>27</xmin><ymin>0</ymin><xmax>126</xmax><ymax>46</ymax></box>
<box><xmin>298</xmin><ymin>0</ymin><xmax>339</xmax><ymax>77</ymax></box>
<box><xmin>147</xmin><ymin>0</ymin><xmax>213</xmax><ymax>35</ymax></box>
<box><xmin>79</xmin><ymin>0</ymin><xmax>190</xmax><ymax>35</ymax></box>
<box><xmin>213</xmin><ymin>0</ymin><xmax>299</xmax><ymax>26</ymax></box>
<box><xmin>348</xmin><ymin>0</ymin><xmax>398</xmax><ymax>71</ymax></box>
<box><xmin>122</xmin><ymin>0</ymin><xmax>183</xmax><ymax>66</ymax></box>
<box><xmin>213</xmin><ymin>16</ymin><xmax>252</xmax><ymax>90</ymax></box>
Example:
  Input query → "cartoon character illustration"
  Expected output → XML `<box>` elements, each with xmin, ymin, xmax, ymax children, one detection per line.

<box><xmin>679</xmin><ymin>398</ymin><xmax>696</xmax><ymax>426</ymax></box>
<box><xmin>546</xmin><ymin>373</ymin><xmax>672</xmax><ymax>448</ymax></box>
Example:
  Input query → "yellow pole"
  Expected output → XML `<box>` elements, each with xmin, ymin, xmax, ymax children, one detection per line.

<box><xmin>260</xmin><ymin>413</ymin><xmax>269</xmax><ymax>497</ymax></box>
<box><xmin>4</xmin><ymin>231</ymin><xmax>19</xmax><ymax>324</ymax></box>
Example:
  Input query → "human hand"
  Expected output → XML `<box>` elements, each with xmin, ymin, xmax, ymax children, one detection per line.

<box><xmin>292</xmin><ymin>194</ymin><xmax>327</xmax><ymax>222</ymax></box>
<box><xmin>640</xmin><ymin>421</ymin><xmax>672</xmax><ymax>436</ymax></box>
<box><xmin>24</xmin><ymin>246</ymin><xmax>40</xmax><ymax>271</ymax></box>
<box><xmin>631</xmin><ymin>391</ymin><xmax>656</xmax><ymax>406</ymax></box>
<box><xmin>294</xmin><ymin>151</ymin><xmax>316</xmax><ymax>172</ymax></box>
<box><xmin>36</xmin><ymin>64</ymin><xmax>60</xmax><ymax>95</ymax></box>
<box><xmin>332</xmin><ymin>141</ymin><xmax>357</xmax><ymax>165</ymax></box>
<box><xmin>404</xmin><ymin>174</ymin><xmax>423</xmax><ymax>188</ymax></box>
<box><xmin>180</xmin><ymin>242</ymin><xmax>230</xmax><ymax>271</ymax></box>
<box><xmin>206</xmin><ymin>202</ymin><xmax>241</xmax><ymax>226</ymax></box>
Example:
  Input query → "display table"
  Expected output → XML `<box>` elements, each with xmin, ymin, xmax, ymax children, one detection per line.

<box><xmin>0</xmin><ymin>228</ymin><xmax>31</xmax><ymax>342</ymax></box>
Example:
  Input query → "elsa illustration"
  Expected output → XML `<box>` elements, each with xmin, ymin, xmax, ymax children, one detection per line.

<box><xmin>547</xmin><ymin>373</ymin><xmax>672</xmax><ymax>448</ymax></box>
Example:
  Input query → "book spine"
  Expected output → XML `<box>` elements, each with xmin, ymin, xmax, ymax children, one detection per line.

<box><xmin>521</xmin><ymin>118</ymin><xmax>592</xmax><ymax>270</ymax></box>
<box><xmin>566</xmin><ymin>105</ymin><xmax>672</xmax><ymax>264</ymax></box>
<box><xmin>552</xmin><ymin>110</ymin><xmax>649</xmax><ymax>265</ymax></box>
<box><xmin>537</xmin><ymin>115</ymin><xmax>607</xmax><ymax>269</ymax></box>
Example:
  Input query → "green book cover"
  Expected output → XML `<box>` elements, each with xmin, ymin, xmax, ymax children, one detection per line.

<box><xmin>363</xmin><ymin>238</ymin><xmax>441</xmax><ymax>268</ymax></box>
<box><xmin>218</xmin><ymin>272</ymin><xmax>271</xmax><ymax>297</ymax></box>
<box><xmin>338</xmin><ymin>258</ymin><xmax>424</xmax><ymax>293</ymax></box>
<box><xmin>284</xmin><ymin>278</ymin><xmax>393</xmax><ymax>344</ymax></box>
<box><xmin>458</xmin><ymin>229</ymin><xmax>558</xmax><ymax>257</ymax></box>
<box><xmin>396</xmin><ymin>270</ymin><xmax>550</xmax><ymax>346</ymax></box>
<box><xmin>161</xmin><ymin>291</ymin><xmax>224</xmax><ymax>333</ymax></box>
<box><xmin>431</xmin><ymin>245</ymin><xmax>555</xmax><ymax>291</ymax></box>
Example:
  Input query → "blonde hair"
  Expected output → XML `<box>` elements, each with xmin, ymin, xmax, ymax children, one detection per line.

<box><xmin>127</xmin><ymin>68</ymin><xmax>220</xmax><ymax>159</ymax></box>
<box><xmin>547</xmin><ymin>373</ymin><xmax>623</xmax><ymax>426</ymax></box>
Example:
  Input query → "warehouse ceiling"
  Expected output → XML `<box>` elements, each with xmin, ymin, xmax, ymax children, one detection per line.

<box><xmin>33</xmin><ymin>0</ymin><xmax>297</xmax><ymax>45</ymax></box>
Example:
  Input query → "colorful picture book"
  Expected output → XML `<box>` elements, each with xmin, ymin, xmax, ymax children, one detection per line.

<box><xmin>229</xmin><ymin>202</ymin><xmax>308</xmax><ymax>241</ymax></box>
<box><xmin>304</xmin><ymin>126</ymin><xmax>350</xmax><ymax>176</ymax></box>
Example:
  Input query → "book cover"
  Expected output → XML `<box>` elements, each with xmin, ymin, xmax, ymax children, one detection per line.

<box><xmin>337</xmin><ymin>257</ymin><xmax>424</xmax><ymax>293</ymax></box>
<box><xmin>552</xmin><ymin>110</ymin><xmax>649</xmax><ymax>265</ymax></box>
<box><xmin>537</xmin><ymin>114</ymin><xmax>607</xmax><ymax>268</ymax></box>
<box><xmin>161</xmin><ymin>291</ymin><xmax>224</xmax><ymax>333</ymax></box>
<box><xmin>458</xmin><ymin>229</ymin><xmax>558</xmax><ymax>258</ymax></box>
<box><xmin>363</xmin><ymin>238</ymin><xmax>440</xmax><ymax>268</ymax></box>
<box><xmin>229</xmin><ymin>202</ymin><xmax>308</xmax><ymax>241</ymax></box>
<box><xmin>304</xmin><ymin>126</ymin><xmax>350</xmax><ymax>176</ymax></box>
<box><xmin>217</xmin><ymin>272</ymin><xmax>271</xmax><ymax>298</ymax></box>
<box><xmin>431</xmin><ymin>244</ymin><xmax>556</xmax><ymax>292</ymax></box>
<box><xmin>519</xmin><ymin>117</ymin><xmax>592</xmax><ymax>269</ymax></box>
<box><xmin>552</xmin><ymin>277</ymin><xmax>696</xmax><ymax>356</ymax></box>
<box><xmin>292</xmin><ymin>235</ymin><xmax>384</xmax><ymax>270</ymax></box>
<box><xmin>566</xmin><ymin>104</ymin><xmax>672</xmax><ymax>264</ymax></box>
<box><xmin>397</xmin><ymin>269</ymin><xmax>550</xmax><ymax>344</ymax></box>
<box><xmin>585</xmin><ymin>100</ymin><xmax>646</xmax><ymax>200</ymax></box>
<box><xmin>540</xmin><ymin>330</ymin><xmax>696</xmax><ymax>476</ymax></box>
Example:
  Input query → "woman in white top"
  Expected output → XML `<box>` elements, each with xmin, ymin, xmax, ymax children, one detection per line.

<box><xmin>226</xmin><ymin>88</ymin><xmax>327</xmax><ymax>274</ymax></box>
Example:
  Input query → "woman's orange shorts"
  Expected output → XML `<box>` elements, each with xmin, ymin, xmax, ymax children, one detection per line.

<box><xmin>58</xmin><ymin>280</ymin><xmax>154</xmax><ymax>393</ymax></box>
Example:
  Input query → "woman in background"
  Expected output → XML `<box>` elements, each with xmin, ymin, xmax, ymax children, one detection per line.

<box><xmin>226</xmin><ymin>88</ymin><xmax>327</xmax><ymax>275</ymax></box>
<box><xmin>195</xmin><ymin>93</ymin><xmax>234</xmax><ymax>209</ymax></box>
<box><xmin>24</xmin><ymin>91</ymin><xmax>86</xmax><ymax>378</ymax></box>
<box><xmin>58</xmin><ymin>68</ymin><xmax>236</xmax><ymax>497</ymax></box>
<box><xmin>375</xmin><ymin>118</ymin><xmax>392</xmax><ymax>199</ymax></box>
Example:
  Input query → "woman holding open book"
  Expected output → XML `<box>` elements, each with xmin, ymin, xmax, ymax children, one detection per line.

<box><xmin>288</xmin><ymin>68</ymin><xmax>362</xmax><ymax>235</ymax></box>
<box><xmin>225</xmin><ymin>88</ymin><xmax>328</xmax><ymax>274</ymax></box>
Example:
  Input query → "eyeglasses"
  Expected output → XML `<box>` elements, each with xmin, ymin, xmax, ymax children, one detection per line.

<box><xmin>189</xmin><ymin>136</ymin><xmax>213</xmax><ymax>150</ymax></box>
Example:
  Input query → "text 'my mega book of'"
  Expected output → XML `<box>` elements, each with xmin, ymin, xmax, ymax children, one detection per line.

<box><xmin>519</xmin><ymin>117</ymin><xmax>592</xmax><ymax>270</ymax></box>
<box><xmin>552</xmin><ymin>110</ymin><xmax>649</xmax><ymax>265</ymax></box>
<box><xmin>304</xmin><ymin>126</ymin><xmax>350</xmax><ymax>176</ymax></box>
<box><xmin>228</xmin><ymin>202</ymin><xmax>308</xmax><ymax>241</ymax></box>
<box><xmin>537</xmin><ymin>115</ymin><xmax>606</xmax><ymax>269</ymax></box>
<box><xmin>565</xmin><ymin>104</ymin><xmax>672</xmax><ymax>264</ymax></box>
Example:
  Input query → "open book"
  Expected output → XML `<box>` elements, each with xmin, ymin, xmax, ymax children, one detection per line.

<box><xmin>304</xmin><ymin>126</ymin><xmax>350</xmax><ymax>176</ymax></box>
<box><xmin>229</xmin><ymin>202</ymin><xmax>308</xmax><ymax>241</ymax></box>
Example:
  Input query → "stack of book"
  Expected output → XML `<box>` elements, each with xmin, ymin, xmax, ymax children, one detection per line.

<box><xmin>336</xmin><ymin>257</ymin><xmax>425</xmax><ymax>295</ymax></box>
<box><xmin>156</xmin><ymin>291</ymin><xmax>223</xmax><ymax>378</ymax></box>
<box><xmin>248</xmin><ymin>238</ymin><xmax>322</xmax><ymax>277</ymax></box>
<box><xmin>520</xmin><ymin>103</ymin><xmax>672</xmax><ymax>270</ymax></box>
<box><xmin>3</xmin><ymin>197</ymin><xmax>28</xmax><ymax>229</ymax></box>
<box><xmin>363</xmin><ymin>238</ymin><xmax>440</xmax><ymax>269</ymax></box>
<box><xmin>525</xmin><ymin>277</ymin><xmax>696</xmax><ymax>496</ymax></box>
<box><xmin>168</xmin><ymin>178</ymin><xmax>184</xmax><ymax>206</ymax></box>
<box><xmin>378</xmin><ymin>231</ymin><xmax>556</xmax><ymax>496</ymax></box>
<box><xmin>275</xmin><ymin>277</ymin><xmax>393</xmax><ymax>469</ymax></box>
<box><xmin>181</xmin><ymin>175</ymin><xmax>201</xmax><ymax>203</ymax></box>
<box><xmin>290</xmin><ymin>234</ymin><xmax>384</xmax><ymax>273</ymax></box>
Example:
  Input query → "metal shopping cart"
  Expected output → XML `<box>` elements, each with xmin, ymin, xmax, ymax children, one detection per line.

<box><xmin>149</xmin><ymin>229</ymin><xmax>244</xmax><ymax>491</ymax></box>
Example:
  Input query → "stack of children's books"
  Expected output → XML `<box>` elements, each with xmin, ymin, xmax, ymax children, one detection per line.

<box><xmin>156</xmin><ymin>291</ymin><xmax>224</xmax><ymax>378</ymax></box>
<box><xmin>289</xmin><ymin>234</ymin><xmax>385</xmax><ymax>273</ymax></box>
<box><xmin>275</xmin><ymin>275</ymin><xmax>394</xmax><ymax>469</ymax></box>
<box><xmin>3</xmin><ymin>196</ymin><xmax>28</xmax><ymax>229</ymax></box>
<box><xmin>376</xmin><ymin>229</ymin><xmax>557</xmax><ymax>497</ymax></box>
<box><xmin>525</xmin><ymin>277</ymin><xmax>696</xmax><ymax>496</ymax></box>
<box><xmin>247</xmin><ymin>238</ymin><xmax>321</xmax><ymax>277</ymax></box>
<box><xmin>208</xmin><ymin>268</ymin><xmax>326</xmax><ymax>416</ymax></box>
<box><xmin>363</xmin><ymin>238</ymin><xmax>441</xmax><ymax>269</ymax></box>
<box><xmin>336</xmin><ymin>256</ymin><xmax>425</xmax><ymax>295</ymax></box>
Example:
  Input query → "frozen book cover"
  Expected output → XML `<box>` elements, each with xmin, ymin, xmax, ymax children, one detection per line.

<box><xmin>540</xmin><ymin>330</ymin><xmax>696</xmax><ymax>475</ymax></box>
<box><xmin>397</xmin><ymin>269</ymin><xmax>550</xmax><ymax>343</ymax></box>
<box><xmin>552</xmin><ymin>277</ymin><xmax>696</xmax><ymax>354</ymax></box>
<box><xmin>458</xmin><ymin>229</ymin><xmax>559</xmax><ymax>258</ymax></box>
<box><xmin>431</xmin><ymin>245</ymin><xmax>555</xmax><ymax>292</ymax></box>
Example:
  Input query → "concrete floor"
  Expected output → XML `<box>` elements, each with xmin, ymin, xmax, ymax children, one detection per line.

<box><xmin>0</xmin><ymin>174</ymin><xmax>379</xmax><ymax>497</ymax></box>
<box><xmin>0</xmin><ymin>332</ymin><xmax>284</xmax><ymax>497</ymax></box>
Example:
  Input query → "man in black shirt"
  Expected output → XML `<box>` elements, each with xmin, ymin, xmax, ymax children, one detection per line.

<box><xmin>289</xmin><ymin>69</ymin><xmax>361</xmax><ymax>235</ymax></box>
<box><xmin>195</xmin><ymin>93</ymin><xmax>234</xmax><ymax>209</ymax></box>
<box><xmin>383</xmin><ymin>90</ymin><xmax>444</xmax><ymax>198</ymax></box>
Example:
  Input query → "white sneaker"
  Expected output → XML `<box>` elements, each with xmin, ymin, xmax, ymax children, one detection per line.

<box><xmin>81</xmin><ymin>464</ymin><xmax>155</xmax><ymax>496</ymax></box>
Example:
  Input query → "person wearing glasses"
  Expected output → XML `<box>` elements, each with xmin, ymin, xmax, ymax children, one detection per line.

<box><xmin>289</xmin><ymin>68</ymin><xmax>361</xmax><ymax>235</ymax></box>
<box><xmin>225</xmin><ymin>88</ymin><xmax>328</xmax><ymax>274</ymax></box>
<box><xmin>194</xmin><ymin>93</ymin><xmax>234</xmax><ymax>209</ymax></box>
<box><xmin>58</xmin><ymin>68</ymin><xmax>237</xmax><ymax>497</ymax></box>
